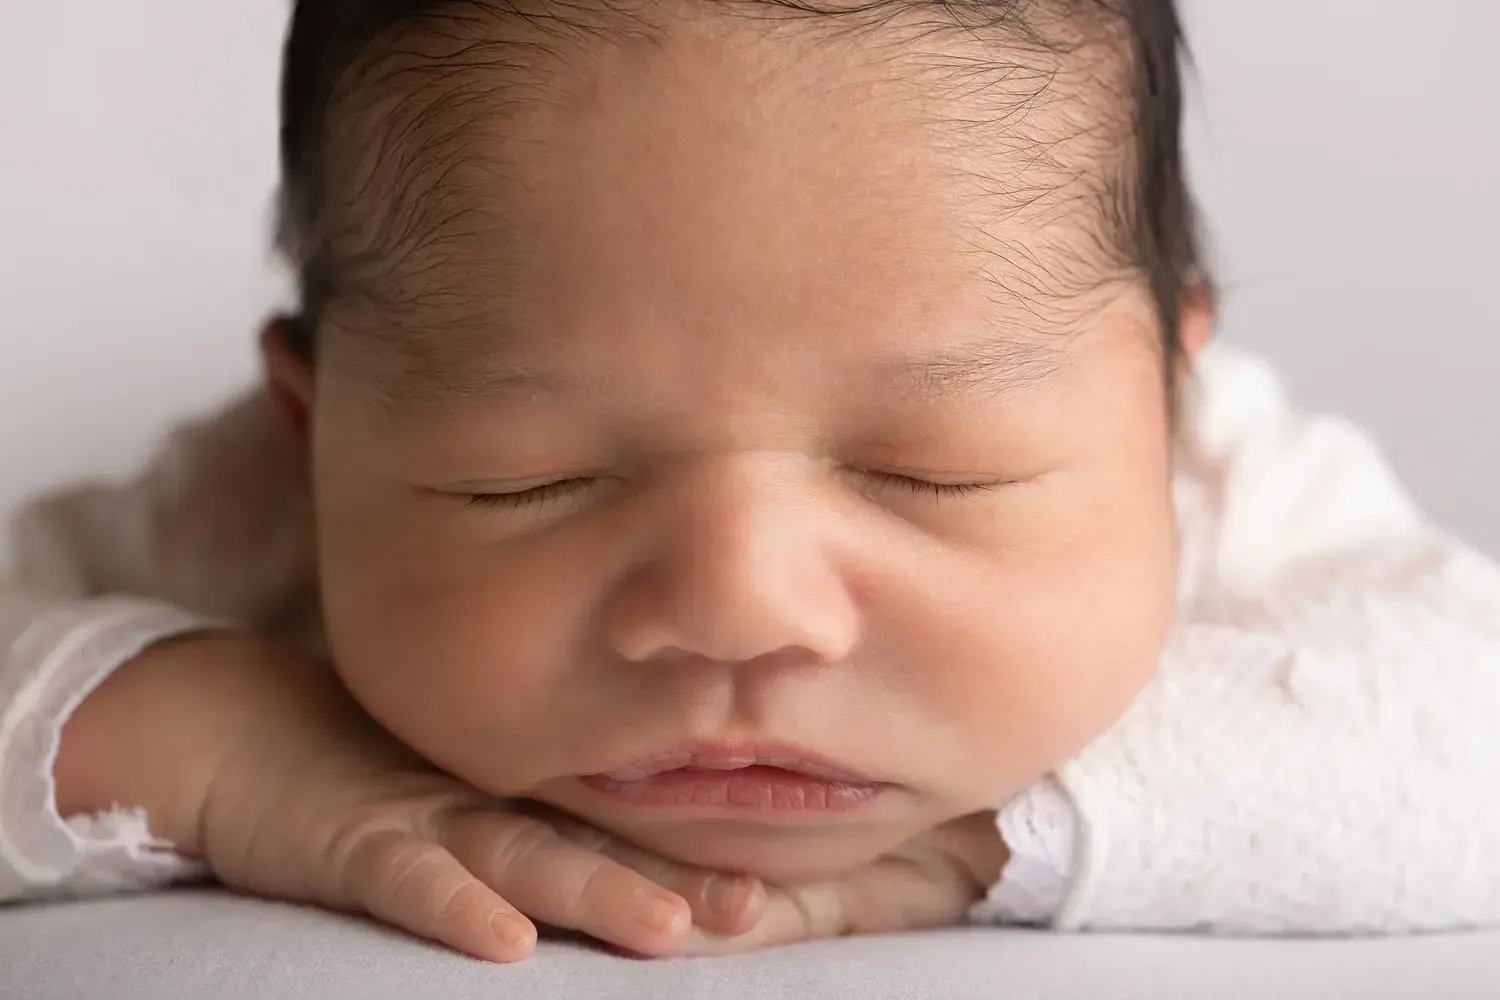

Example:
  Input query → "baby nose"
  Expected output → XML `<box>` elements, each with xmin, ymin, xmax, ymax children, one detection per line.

<box><xmin>606</xmin><ymin>474</ymin><xmax>860</xmax><ymax>667</ymax></box>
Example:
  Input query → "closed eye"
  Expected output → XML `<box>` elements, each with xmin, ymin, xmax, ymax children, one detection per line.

<box><xmin>861</xmin><ymin>471</ymin><xmax>1002</xmax><ymax>500</ymax></box>
<box><xmin>464</xmin><ymin>478</ymin><xmax>597</xmax><ymax>510</ymax></box>
<box><xmin>456</xmin><ymin>470</ymin><xmax>1003</xmax><ymax>510</ymax></box>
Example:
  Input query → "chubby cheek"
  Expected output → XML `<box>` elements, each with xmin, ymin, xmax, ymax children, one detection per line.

<box><xmin>880</xmin><ymin>471</ymin><xmax>1177</xmax><ymax>810</ymax></box>
<box><xmin>314</xmin><ymin>498</ymin><xmax>611</xmax><ymax>796</ymax></box>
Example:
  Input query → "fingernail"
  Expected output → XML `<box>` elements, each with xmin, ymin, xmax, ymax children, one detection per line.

<box><xmin>707</xmin><ymin>876</ymin><xmax>753</xmax><ymax>917</ymax></box>
<box><xmin>640</xmin><ymin>893</ymin><xmax>686</xmax><ymax>935</ymax></box>
<box><xmin>491</xmin><ymin>912</ymin><xmax>535</xmax><ymax>952</ymax></box>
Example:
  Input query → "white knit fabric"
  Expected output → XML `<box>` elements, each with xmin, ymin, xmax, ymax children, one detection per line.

<box><xmin>3</xmin><ymin>343</ymin><xmax>1499</xmax><ymax>932</ymax></box>
<box><xmin>1053</xmin><ymin>542</ymin><xmax>1500</xmax><ymax>933</ymax></box>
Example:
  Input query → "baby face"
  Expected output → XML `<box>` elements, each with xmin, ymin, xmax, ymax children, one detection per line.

<box><xmin>298</xmin><ymin>9</ymin><xmax>1179</xmax><ymax>882</ymax></box>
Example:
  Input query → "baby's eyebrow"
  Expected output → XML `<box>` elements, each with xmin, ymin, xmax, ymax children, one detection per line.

<box><xmin>374</xmin><ymin>332</ymin><xmax>1067</xmax><ymax>412</ymax></box>
<box><xmin>863</xmin><ymin>335</ymin><xmax>1069</xmax><ymax>402</ymax></box>
<box><xmin>374</xmin><ymin>358</ymin><xmax>593</xmax><ymax>411</ymax></box>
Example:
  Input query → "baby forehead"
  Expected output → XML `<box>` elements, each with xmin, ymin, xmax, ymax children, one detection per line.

<box><xmin>315</xmin><ymin>3</ymin><xmax>1137</xmax><ymax>357</ymax></box>
<box><xmin>320</xmin><ymin>1</ymin><xmax>1132</xmax><ymax>243</ymax></box>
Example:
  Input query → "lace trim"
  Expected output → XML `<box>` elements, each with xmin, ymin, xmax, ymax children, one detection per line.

<box><xmin>969</xmin><ymin>777</ymin><xmax>1076</xmax><ymax>926</ymax></box>
<box><xmin>0</xmin><ymin>600</ymin><xmax>212</xmax><ymax>894</ymax></box>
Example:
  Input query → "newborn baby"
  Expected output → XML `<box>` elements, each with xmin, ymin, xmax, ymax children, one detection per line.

<box><xmin>4</xmin><ymin>0</ymin><xmax>1499</xmax><ymax>963</ymax></box>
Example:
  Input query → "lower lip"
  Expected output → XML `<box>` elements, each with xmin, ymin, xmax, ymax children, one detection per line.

<box><xmin>579</xmin><ymin>766</ymin><xmax>885</xmax><ymax>812</ymax></box>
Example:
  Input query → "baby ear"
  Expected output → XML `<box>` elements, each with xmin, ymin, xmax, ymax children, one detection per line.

<box><xmin>1178</xmin><ymin>279</ymin><xmax>1215</xmax><ymax>362</ymax></box>
<box><xmin>259</xmin><ymin>316</ymin><xmax>315</xmax><ymax>443</ymax></box>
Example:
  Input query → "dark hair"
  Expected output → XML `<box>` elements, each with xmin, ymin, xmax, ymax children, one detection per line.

<box><xmin>277</xmin><ymin>0</ymin><xmax>1205</xmax><ymax>369</ymax></box>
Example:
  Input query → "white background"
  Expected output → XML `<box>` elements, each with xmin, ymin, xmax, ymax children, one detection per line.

<box><xmin>2</xmin><ymin>1</ymin><xmax>1497</xmax><ymax>558</ymax></box>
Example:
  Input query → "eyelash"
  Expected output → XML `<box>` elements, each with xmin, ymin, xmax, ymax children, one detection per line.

<box><xmin>862</xmin><ymin>472</ymin><xmax>1000</xmax><ymax>500</ymax></box>
<box><xmin>465</xmin><ymin>479</ymin><xmax>595</xmax><ymax>510</ymax></box>
<box><xmin>463</xmin><ymin>472</ymin><xmax>997</xmax><ymax>510</ymax></box>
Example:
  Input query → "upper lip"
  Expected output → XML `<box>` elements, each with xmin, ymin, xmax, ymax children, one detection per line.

<box><xmin>594</xmin><ymin>742</ymin><xmax>877</xmax><ymax>784</ymax></box>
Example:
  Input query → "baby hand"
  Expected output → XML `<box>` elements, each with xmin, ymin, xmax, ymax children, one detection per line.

<box><xmin>677</xmin><ymin>811</ymin><xmax>1006</xmax><ymax>955</ymax></box>
<box><xmin>56</xmin><ymin>633</ymin><xmax>766</xmax><ymax>962</ymax></box>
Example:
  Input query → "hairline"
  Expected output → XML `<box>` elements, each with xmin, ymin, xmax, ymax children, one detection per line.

<box><xmin>285</xmin><ymin>0</ymin><xmax>1150</xmax><ymax>353</ymax></box>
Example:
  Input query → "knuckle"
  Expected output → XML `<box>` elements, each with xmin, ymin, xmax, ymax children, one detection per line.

<box><xmin>382</xmin><ymin>839</ymin><xmax>454</xmax><ymax>908</ymax></box>
<box><xmin>788</xmin><ymin>885</ymin><xmax>846</xmax><ymax>939</ymax></box>
<box><xmin>488</xmin><ymin>814</ymin><xmax>562</xmax><ymax>875</ymax></box>
<box><xmin>338</xmin><ymin>828</ymin><xmax>469</xmax><ymax>925</ymax></box>
<box><xmin>552</xmin><ymin>821</ymin><xmax>612</xmax><ymax>855</ymax></box>
<box><xmin>320</xmin><ymin>821</ymin><xmax>402</xmax><ymax>909</ymax></box>
<box><xmin>554</xmin><ymin>855</ymin><xmax>614</xmax><ymax>924</ymax></box>
<box><xmin>503</xmin><ymin>802</ymin><xmax>617</xmax><ymax>858</ymax></box>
